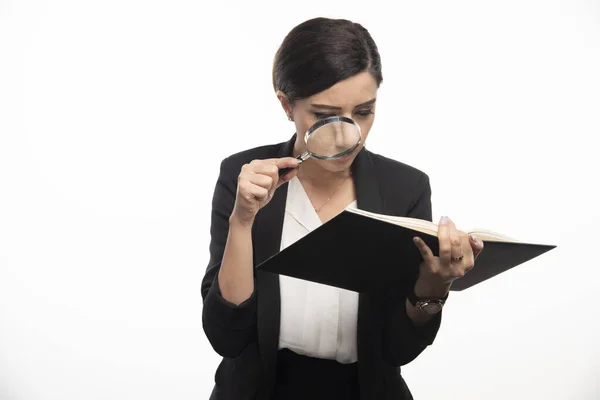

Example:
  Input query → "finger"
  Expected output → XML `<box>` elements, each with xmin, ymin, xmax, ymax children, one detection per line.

<box><xmin>275</xmin><ymin>158</ymin><xmax>301</xmax><ymax>181</ymax></box>
<box><xmin>250</xmin><ymin>161</ymin><xmax>279</xmax><ymax>179</ymax></box>
<box><xmin>251</xmin><ymin>157</ymin><xmax>300</xmax><ymax>170</ymax></box>
<box><xmin>444</xmin><ymin>235</ymin><xmax>473</xmax><ymax>280</ymax></box>
<box><xmin>248</xmin><ymin>162</ymin><xmax>280</xmax><ymax>194</ymax></box>
<box><xmin>273</xmin><ymin>157</ymin><xmax>302</xmax><ymax>169</ymax></box>
<box><xmin>250</xmin><ymin>186</ymin><xmax>270</xmax><ymax>205</ymax></box>
<box><xmin>255</xmin><ymin>158</ymin><xmax>299</xmax><ymax>187</ymax></box>
<box><xmin>460</xmin><ymin>235</ymin><xmax>475</xmax><ymax>274</ymax></box>
<box><xmin>239</xmin><ymin>180</ymin><xmax>269</xmax><ymax>203</ymax></box>
<box><xmin>447</xmin><ymin>219</ymin><xmax>463</xmax><ymax>263</ymax></box>
<box><xmin>412</xmin><ymin>237</ymin><xmax>436</xmax><ymax>264</ymax></box>
<box><xmin>469</xmin><ymin>234</ymin><xmax>485</xmax><ymax>260</ymax></box>
<box><xmin>437</xmin><ymin>216</ymin><xmax>452</xmax><ymax>266</ymax></box>
<box><xmin>257</xmin><ymin>157</ymin><xmax>297</xmax><ymax>165</ymax></box>
<box><xmin>246</xmin><ymin>173</ymin><xmax>274</xmax><ymax>191</ymax></box>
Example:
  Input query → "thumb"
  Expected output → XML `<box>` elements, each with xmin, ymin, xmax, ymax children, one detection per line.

<box><xmin>274</xmin><ymin>157</ymin><xmax>301</xmax><ymax>169</ymax></box>
<box><xmin>273</xmin><ymin>157</ymin><xmax>301</xmax><ymax>188</ymax></box>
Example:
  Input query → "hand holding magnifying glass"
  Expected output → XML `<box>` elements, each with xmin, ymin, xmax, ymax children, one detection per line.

<box><xmin>231</xmin><ymin>116</ymin><xmax>363</xmax><ymax>226</ymax></box>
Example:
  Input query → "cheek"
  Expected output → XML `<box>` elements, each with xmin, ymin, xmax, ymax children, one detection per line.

<box><xmin>358</xmin><ymin>120</ymin><xmax>374</xmax><ymax>141</ymax></box>
<box><xmin>294</xmin><ymin>115</ymin><xmax>314</xmax><ymax>137</ymax></box>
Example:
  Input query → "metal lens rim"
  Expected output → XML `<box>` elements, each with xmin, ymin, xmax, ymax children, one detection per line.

<box><xmin>304</xmin><ymin>116</ymin><xmax>362</xmax><ymax>160</ymax></box>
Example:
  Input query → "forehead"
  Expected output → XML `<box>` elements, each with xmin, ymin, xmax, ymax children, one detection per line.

<box><xmin>301</xmin><ymin>71</ymin><xmax>378</xmax><ymax>108</ymax></box>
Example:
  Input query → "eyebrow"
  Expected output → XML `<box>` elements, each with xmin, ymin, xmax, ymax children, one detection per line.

<box><xmin>310</xmin><ymin>98</ymin><xmax>376</xmax><ymax>110</ymax></box>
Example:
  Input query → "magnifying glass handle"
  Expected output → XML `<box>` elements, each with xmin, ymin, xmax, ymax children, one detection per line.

<box><xmin>278</xmin><ymin>163</ymin><xmax>299</xmax><ymax>177</ymax></box>
<box><xmin>278</xmin><ymin>166</ymin><xmax>294</xmax><ymax>177</ymax></box>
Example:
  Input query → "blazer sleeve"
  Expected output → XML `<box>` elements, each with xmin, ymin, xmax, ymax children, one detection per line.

<box><xmin>382</xmin><ymin>172</ymin><xmax>443</xmax><ymax>366</ymax></box>
<box><xmin>201</xmin><ymin>157</ymin><xmax>258</xmax><ymax>359</ymax></box>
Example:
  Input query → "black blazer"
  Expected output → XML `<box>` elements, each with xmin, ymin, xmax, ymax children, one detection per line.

<box><xmin>201</xmin><ymin>134</ymin><xmax>442</xmax><ymax>400</ymax></box>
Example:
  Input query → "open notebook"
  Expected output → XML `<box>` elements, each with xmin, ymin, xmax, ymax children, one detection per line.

<box><xmin>256</xmin><ymin>207</ymin><xmax>556</xmax><ymax>292</ymax></box>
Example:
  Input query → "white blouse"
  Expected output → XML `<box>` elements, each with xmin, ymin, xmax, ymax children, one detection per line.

<box><xmin>278</xmin><ymin>176</ymin><xmax>359</xmax><ymax>364</ymax></box>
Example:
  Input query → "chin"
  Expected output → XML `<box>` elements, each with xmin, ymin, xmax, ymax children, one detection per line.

<box><xmin>320</xmin><ymin>155</ymin><xmax>355</xmax><ymax>172</ymax></box>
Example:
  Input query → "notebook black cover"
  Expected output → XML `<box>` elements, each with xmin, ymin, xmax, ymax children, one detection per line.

<box><xmin>255</xmin><ymin>210</ymin><xmax>556</xmax><ymax>292</ymax></box>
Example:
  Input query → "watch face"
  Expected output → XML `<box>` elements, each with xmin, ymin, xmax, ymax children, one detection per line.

<box><xmin>417</xmin><ymin>300</ymin><xmax>443</xmax><ymax>314</ymax></box>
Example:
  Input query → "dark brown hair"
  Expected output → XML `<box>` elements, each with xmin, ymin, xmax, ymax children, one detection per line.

<box><xmin>272</xmin><ymin>17</ymin><xmax>383</xmax><ymax>102</ymax></box>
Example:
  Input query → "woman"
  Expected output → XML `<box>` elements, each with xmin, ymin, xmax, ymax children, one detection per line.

<box><xmin>201</xmin><ymin>17</ymin><xmax>484</xmax><ymax>400</ymax></box>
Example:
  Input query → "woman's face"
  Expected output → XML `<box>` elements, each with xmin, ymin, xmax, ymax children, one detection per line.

<box><xmin>280</xmin><ymin>71</ymin><xmax>378</xmax><ymax>172</ymax></box>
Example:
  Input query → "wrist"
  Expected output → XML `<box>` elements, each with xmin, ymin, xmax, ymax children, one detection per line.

<box><xmin>414</xmin><ymin>277</ymin><xmax>451</xmax><ymax>298</ymax></box>
<box><xmin>229</xmin><ymin>212</ymin><xmax>255</xmax><ymax>230</ymax></box>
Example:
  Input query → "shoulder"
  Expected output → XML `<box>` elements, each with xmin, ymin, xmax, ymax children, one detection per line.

<box><xmin>366</xmin><ymin>149</ymin><xmax>430</xmax><ymax>191</ymax></box>
<box><xmin>362</xmin><ymin>148</ymin><xmax>432</xmax><ymax>218</ymax></box>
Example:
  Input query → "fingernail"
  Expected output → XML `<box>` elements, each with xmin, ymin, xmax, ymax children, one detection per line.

<box><xmin>470</xmin><ymin>234</ymin><xmax>482</xmax><ymax>245</ymax></box>
<box><xmin>413</xmin><ymin>237</ymin><xmax>419</xmax><ymax>243</ymax></box>
<box><xmin>440</xmin><ymin>216</ymin><xmax>449</xmax><ymax>225</ymax></box>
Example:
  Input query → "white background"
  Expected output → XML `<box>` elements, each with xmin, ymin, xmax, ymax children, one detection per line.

<box><xmin>1</xmin><ymin>0</ymin><xmax>599</xmax><ymax>399</ymax></box>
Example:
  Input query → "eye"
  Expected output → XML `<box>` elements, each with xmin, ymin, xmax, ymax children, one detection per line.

<box><xmin>314</xmin><ymin>112</ymin><xmax>336</xmax><ymax>120</ymax></box>
<box><xmin>355</xmin><ymin>109</ymin><xmax>374</xmax><ymax>118</ymax></box>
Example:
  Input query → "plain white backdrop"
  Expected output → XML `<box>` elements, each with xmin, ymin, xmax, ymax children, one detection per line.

<box><xmin>1</xmin><ymin>0</ymin><xmax>599</xmax><ymax>399</ymax></box>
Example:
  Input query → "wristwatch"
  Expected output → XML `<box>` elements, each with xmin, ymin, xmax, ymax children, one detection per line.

<box><xmin>407</xmin><ymin>290</ymin><xmax>449</xmax><ymax>315</ymax></box>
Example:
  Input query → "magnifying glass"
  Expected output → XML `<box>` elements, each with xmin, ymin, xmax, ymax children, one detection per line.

<box><xmin>279</xmin><ymin>116</ymin><xmax>362</xmax><ymax>177</ymax></box>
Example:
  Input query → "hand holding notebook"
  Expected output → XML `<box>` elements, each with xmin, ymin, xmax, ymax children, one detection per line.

<box><xmin>411</xmin><ymin>215</ymin><xmax>485</xmax><ymax>296</ymax></box>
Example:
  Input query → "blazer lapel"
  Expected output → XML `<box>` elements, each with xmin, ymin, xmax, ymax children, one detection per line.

<box><xmin>352</xmin><ymin>148</ymin><xmax>385</xmax><ymax>400</ymax></box>
<box><xmin>253</xmin><ymin>134</ymin><xmax>296</xmax><ymax>396</ymax></box>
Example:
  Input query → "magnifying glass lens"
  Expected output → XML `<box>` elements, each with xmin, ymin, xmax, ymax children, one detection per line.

<box><xmin>278</xmin><ymin>116</ymin><xmax>362</xmax><ymax>177</ymax></box>
<box><xmin>306</xmin><ymin>120</ymin><xmax>361</xmax><ymax>159</ymax></box>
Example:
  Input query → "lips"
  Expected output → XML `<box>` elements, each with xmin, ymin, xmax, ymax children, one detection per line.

<box><xmin>335</xmin><ymin>153</ymin><xmax>354</xmax><ymax>163</ymax></box>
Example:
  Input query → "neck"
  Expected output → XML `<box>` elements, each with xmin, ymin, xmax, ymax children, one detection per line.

<box><xmin>296</xmin><ymin>160</ymin><xmax>351</xmax><ymax>185</ymax></box>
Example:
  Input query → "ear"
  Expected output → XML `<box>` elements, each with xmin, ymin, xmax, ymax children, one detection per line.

<box><xmin>276</xmin><ymin>90</ymin><xmax>294</xmax><ymax>121</ymax></box>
